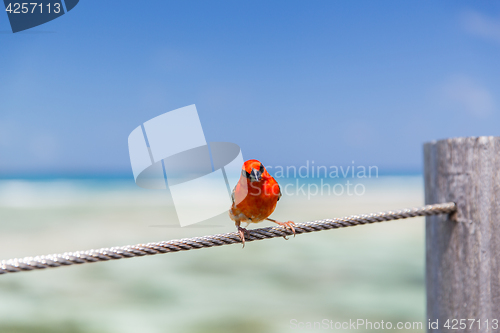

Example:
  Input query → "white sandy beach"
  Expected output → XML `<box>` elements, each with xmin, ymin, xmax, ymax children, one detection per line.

<box><xmin>0</xmin><ymin>176</ymin><xmax>426</xmax><ymax>333</ymax></box>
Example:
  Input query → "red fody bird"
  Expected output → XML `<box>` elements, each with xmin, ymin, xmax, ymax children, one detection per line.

<box><xmin>229</xmin><ymin>159</ymin><xmax>295</xmax><ymax>246</ymax></box>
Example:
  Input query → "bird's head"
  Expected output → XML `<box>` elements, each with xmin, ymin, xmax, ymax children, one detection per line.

<box><xmin>241</xmin><ymin>159</ymin><xmax>269</xmax><ymax>182</ymax></box>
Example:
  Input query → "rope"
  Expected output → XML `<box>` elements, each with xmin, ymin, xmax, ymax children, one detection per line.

<box><xmin>0</xmin><ymin>202</ymin><xmax>456</xmax><ymax>275</ymax></box>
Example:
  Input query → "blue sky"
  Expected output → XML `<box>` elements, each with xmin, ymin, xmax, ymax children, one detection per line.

<box><xmin>1</xmin><ymin>1</ymin><xmax>499</xmax><ymax>176</ymax></box>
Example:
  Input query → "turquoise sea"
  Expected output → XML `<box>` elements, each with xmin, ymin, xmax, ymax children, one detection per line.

<box><xmin>0</xmin><ymin>176</ymin><xmax>426</xmax><ymax>333</ymax></box>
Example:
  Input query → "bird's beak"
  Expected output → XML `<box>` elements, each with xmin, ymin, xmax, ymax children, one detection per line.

<box><xmin>250</xmin><ymin>168</ymin><xmax>262</xmax><ymax>182</ymax></box>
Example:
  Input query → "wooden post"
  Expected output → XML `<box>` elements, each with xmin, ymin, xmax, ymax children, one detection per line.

<box><xmin>424</xmin><ymin>136</ymin><xmax>500</xmax><ymax>332</ymax></box>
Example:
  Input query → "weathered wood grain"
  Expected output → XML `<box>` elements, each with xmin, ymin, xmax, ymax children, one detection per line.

<box><xmin>425</xmin><ymin>136</ymin><xmax>500</xmax><ymax>332</ymax></box>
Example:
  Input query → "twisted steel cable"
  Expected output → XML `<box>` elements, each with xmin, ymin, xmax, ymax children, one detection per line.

<box><xmin>0</xmin><ymin>202</ymin><xmax>456</xmax><ymax>275</ymax></box>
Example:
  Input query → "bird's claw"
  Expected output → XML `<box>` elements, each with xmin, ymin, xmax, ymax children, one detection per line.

<box><xmin>275</xmin><ymin>221</ymin><xmax>296</xmax><ymax>240</ymax></box>
<box><xmin>238</xmin><ymin>226</ymin><xmax>250</xmax><ymax>248</ymax></box>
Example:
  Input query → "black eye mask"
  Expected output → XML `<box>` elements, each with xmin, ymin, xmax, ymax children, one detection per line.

<box><xmin>242</xmin><ymin>169</ymin><xmax>251</xmax><ymax>179</ymax></box>
<box><xmin>242</xmin><ymin>163</ymin><xmax>264</xmax><ymax>180</ymax></box>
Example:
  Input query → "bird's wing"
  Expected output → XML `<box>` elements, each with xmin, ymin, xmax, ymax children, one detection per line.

<box><xmin>231</xmin><ymin>185</ymin><xmax>236</xmax><ymax>204</ymax></box>
<box><xmin>277</xmin><ymin>183</ymin><xmax>282</xmax><ymax>201</ymax></box>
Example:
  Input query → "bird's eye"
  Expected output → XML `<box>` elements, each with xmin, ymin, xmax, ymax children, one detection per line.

<box><xmin>259</xmin><ymin>164</ymin><xmax>264</xmax><ymax>174</ymax></box>
<box><xmin>242</xmin><ymin>170</ymin><xmax>251</xmax><ymax>179</ymax></box>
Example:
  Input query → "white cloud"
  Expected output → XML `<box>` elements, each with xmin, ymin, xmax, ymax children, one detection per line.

<box><xmin>461</xmin><ymin>10</ymin><xmax>500</xmax><ymax>43</ymax></box>
<box><xmin>440</xmin><ymin>76</ymin><xmax>495</xmax><ymax>117</ymax></box>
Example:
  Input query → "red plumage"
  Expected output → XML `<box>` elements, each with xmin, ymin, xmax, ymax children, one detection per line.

<box><xmin>229</xmin><ymin>159</ymin><xmax>294</xmax><ymax>246</ymax></box>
